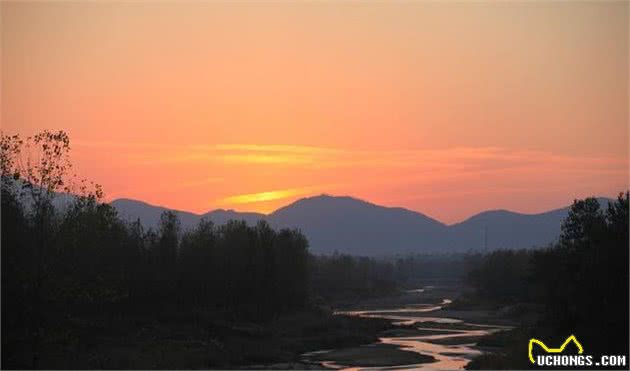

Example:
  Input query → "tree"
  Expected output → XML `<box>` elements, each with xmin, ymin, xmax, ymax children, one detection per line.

<box><xmin>1</xmin><ymin>130</ymin><xmax>102</xmax><ymax>368</ymax></box>
<box><xmin>156</xmin><ymin>211</ymin><xmax>181</xmax><ymax>296</ymax></box>
<box><xmin>560</xmin><ymin>197</ymin><xmax>606</xmax><ymax>247</ymax></box>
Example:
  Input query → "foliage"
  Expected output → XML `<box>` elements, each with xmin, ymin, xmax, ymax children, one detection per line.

<box><xmin>466</xmin><ymin>193</ymin><xmax>629</xmax><ymax>364</ymax></box>
<box><xmin>1</xmin><ymin>130</ymin><xmax>102</xmax><ymax>203</ymax></box>
<box><xmin>310</xmin><ymin>253</ymin><xmax>395</xmax><ymax>302</ymax></box>
<box><xmin>1</xmin><ymin>130</ymin><xmax>105</xmax><ymax>368</ymax></box>
<box><xmin>468</xmin><ymin>249</ymin><xmax>531</xmax><ymax>303</ymax></box>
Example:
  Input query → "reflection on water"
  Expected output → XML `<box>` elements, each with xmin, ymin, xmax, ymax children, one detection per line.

<box><xmin>319</xmin><ymin>290</ymin><xmax>506</xmax><ymax>371</ymax></box>
<box><xmin>335</xmin><ymin>299</ymin><xmax>459</xmax><ymax>327</ymax></box>
<box><xmin>378</xmin><ymin>329</ymin><xmax>486</xmax><ymax>370</ymax></box>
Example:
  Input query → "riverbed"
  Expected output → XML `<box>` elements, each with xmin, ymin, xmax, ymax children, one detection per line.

<box><xmin>303</xmin><ymin>286</ymin><xmax>512</xmax><ymax>370</ymax></box>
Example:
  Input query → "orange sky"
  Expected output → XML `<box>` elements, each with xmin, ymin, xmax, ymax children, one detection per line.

<box><xmin>2</xmin><ymin>1</ymin><xmax>628</xmax><ymax>224</ymax></box>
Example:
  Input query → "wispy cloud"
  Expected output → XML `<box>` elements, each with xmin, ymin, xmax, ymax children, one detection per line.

<box><xmin>220</xmin><ymin>187</ymin><xmax>316</xmax><ymax>205</ymax></box>
<box><xmin>212</xmin><ymin>144</ymin><xmax>341</xmax><ymax>155</ymax></box>
<box><xmin>77</xmin><ymin>140</ymin><xmax>628</xmax><ymax>179</ymax></box>
<box><xmin>74</xmin><ymin>140</ymin><xmax>179</xmax><ymax>150</ymax></box>
<box><xmin>220</xmin><ymin>153</ymin><xmax>315</xmax><ymax>165</ymax></box>
<box><xmin>78</xmin><ymin>141</ymin><xmax>628</xmax><ymax>216</ymax></box>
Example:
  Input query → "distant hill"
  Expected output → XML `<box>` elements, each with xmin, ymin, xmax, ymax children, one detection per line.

<box><xmin>110</xmin><ymin>195</ymin><xmax>614</xmax><ymax>255</ymax></box>
<box><xmin>447</xmin><ymin>208</ymin><xmax>569</xmax><ymax>251</ymax></box>
<box><xmin>446</xmin><ymin>197</ymin><xmax>612</xmax><ymax>251</ymax></box>
<box><xmin>201</xmin><ymin>209</ymin><xmax>265</xmax><ymax>226</ymax></box>
<box><xmin>111</xmin><ymin>199</ymin><xmax>266</xmax><ymax>230</ymax></box>
<box><xmin>268</xmin><ymin>195</ymin><xmax>447</xmax><ymax>255</ymax></box>
<box><xmin>111</xmin><ymin>199</ymin><xmax>201</xmax><ymax>229</ymax></box>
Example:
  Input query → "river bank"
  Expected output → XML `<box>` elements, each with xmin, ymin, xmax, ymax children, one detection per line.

<box><xmin>7</xmin><ymin>304</ymin><xmax>403</xmax><ymax>369</ymax></box>
<box><xmin>302</xmin><ymin>285</ymin><xmax>516</xmax><ymax>370</ymax></box>
<box><xmin>15</xmin><ymin>286</ymin><xmax>515</xmax><ymax>369</ymax></box>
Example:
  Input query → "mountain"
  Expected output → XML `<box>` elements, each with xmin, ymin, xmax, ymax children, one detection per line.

<box><xmin>110</xmin><ymin>195</ymin><xmax>614</xmax><ymax>255</ymax></box>
<box><xmin>111</xmin><ymin>199</ymin><xmax>265</xmax><ymax>230</ymax></box>
<box><xmin>447</xmin><ymin>197</ymin><xmax>612</xmax><ymax>251</ymax></box>
<box><xmin>111</xmin><ymin>199</ymin><xmax>201</xmax><ymax>229</ymax></box>
<box><xmin>201</xmin><ymin>209</ymin><xmax>265</xmax><ymax>226</ymax></box>
<box><xmin>447</xmin><ymin>208</ymin><xmax>568</xmax><ymax>251</ymax></box>
<box><xmin>268</xmin><ymin>195</ymin><xmax>447</xmax><ymax>255</ymax></box>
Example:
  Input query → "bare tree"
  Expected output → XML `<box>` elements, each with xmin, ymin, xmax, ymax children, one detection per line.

<box><xmin>1</xmin><ymin>130</ymin><xmax>102</xmax><ymax>367</ymax></box>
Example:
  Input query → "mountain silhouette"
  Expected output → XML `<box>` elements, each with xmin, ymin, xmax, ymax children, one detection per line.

<box><xmin>447</xmin><ymin>208</ymin><xmax>569</xmax><ymax>251</ymax></box>
<box><xmin>111</xmin><ymin>198</ymin><xmax>265</xmax><ymax>230</ymax></box>
<box><xmin>111</xmin><ymin>198</ymin><xmax>201</xmax><ymax>229</ymax></box>
<box><xmin>111</xmin><ymin>194</ymin><xmax>613</xmax><ymax>255</ymax></box>
<box><xmin>268</xmin><ymin>195</ymin><xmax>447</xmax><ymax>255</ymax></box>
<box><xmin>201</xmin><ymin>209</ymin><xmax>266</xmax><ymax>226</ymax></box>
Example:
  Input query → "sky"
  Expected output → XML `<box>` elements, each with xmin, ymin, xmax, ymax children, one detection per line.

<box><xmin>2</xmin><ymin>1</ymin><xmax>628</xmax><ymax>224</ymax></box>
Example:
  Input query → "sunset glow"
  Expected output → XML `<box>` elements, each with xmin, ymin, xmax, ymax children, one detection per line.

<box><xmin>2</xmin><ymin>1</ymin><xmax>628</xmax><ymax>223</ymax></box>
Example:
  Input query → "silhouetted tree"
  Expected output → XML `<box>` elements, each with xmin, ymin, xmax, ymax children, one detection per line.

<box><xmin>467</xmin><ymin>193</ymin><xmax>629</xmax><ymax>362</ymax></box>
<box><xmin>1</xmin><ymin>131</ymin><xmax>102</xmax><ymax>367</ymax></box>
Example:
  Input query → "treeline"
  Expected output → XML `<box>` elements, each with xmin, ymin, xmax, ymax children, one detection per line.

<box><xmin>2</xmin><ymin>190</ymin><xmax>309</xmax><ymax>362</ymax></box>
<box><xmin>3</xmin><ymin>189</ymin><xmax>311</xmax><ymax>314</ymax></box>
<box><xmin>467</xmin><ymin>193</ymin><xmax>629</xmax><ymax>363</ymax></box>
<box><xmin>2</xmin><ymin>188</ymin><xmax>399</xmax><ymax>318</ymax></box>
<box><xmin>2</xmin><ymin>185</ymin><xmax>401</xmax><ymax>368</ymax></box>
<box><xmin>310</xmin><ymin>253</ymin><xmax>395</xmax><ymax>302</ymax></box>
<box><xmin>393</xmin><ymin>253</ymin><xmax>475</xmax><ymax>287</ymax></box>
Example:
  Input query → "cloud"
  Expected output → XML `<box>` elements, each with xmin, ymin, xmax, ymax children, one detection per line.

<box><xmin>212</xmin><ymin>144</ymin><xmax>340</xmax><ymax>155</ymax></box>
<box><xmin>73</xmin><ymin>140</ymin><xmax>178</xmax><ymax>150</ymax></box>
<box><xmin>77</xmin><ymin>140</ymin><xmax>628</xmax><ymax>205</ymax></box>
<box><xmin>76</xmin><ymin>140</ymin><xmax>628</xmax><ymax>180</ymax></box>
<box><xmin>219</xmin><ymin>153</ymin><xmax>315</xmax><ymax>165</ymax></box>
<box><xmin>220</xmin><ymin>187</ymin><xmax>316</xmax><ymax>204</ymax></box>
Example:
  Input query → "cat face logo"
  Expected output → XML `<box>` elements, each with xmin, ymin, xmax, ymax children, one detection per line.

<box><xmin>528</xmin><ymin>335</ymin><xmax>584</xmax><ymax>364</ymax></box>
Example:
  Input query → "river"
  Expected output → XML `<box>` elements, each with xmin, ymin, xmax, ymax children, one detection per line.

<box><xmin>303</xmin><ymin>287</ymin><xmax>510</xmax><ymax>370</ymax></box>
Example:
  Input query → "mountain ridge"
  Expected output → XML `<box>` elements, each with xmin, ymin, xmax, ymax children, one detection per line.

<box><xmin>111</xmin><ymin>194</ymin><xmax>614</xmax><ymax>255</ymax></box>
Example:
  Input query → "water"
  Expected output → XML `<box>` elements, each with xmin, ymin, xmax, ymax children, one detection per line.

<box><xmin>309</xmin><ymin>288</ymin><xmax>508</xmax><ymax>370</ymax></box>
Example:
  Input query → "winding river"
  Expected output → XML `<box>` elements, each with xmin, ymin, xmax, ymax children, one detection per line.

<box><xmin>306</xmin><ymin>287</ymin><xmax>510</xmax><ymax>370</ymax></box>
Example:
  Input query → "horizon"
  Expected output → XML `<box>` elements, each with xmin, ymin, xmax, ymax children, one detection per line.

<box><xmin>111</xmin><ymin>192</ymin><xmax>619</xmax><ymax>226</ymax></box>
<box><xmin>2</xmin><ymin>1</ymin><xmax>628</xmax><ymax>224</ymax></box>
